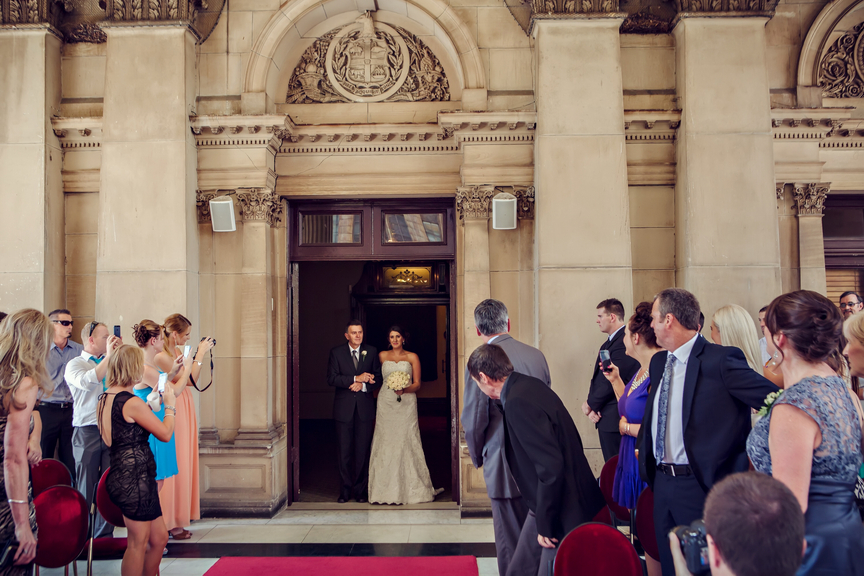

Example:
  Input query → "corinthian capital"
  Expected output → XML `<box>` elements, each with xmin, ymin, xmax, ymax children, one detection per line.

<box><xmin>196</xmin><ymin>190</ymin><xmax>219</xmax><ymax>224</ymax></box>
<box><xmin>793</xmin><ymin>183</ymin><xmax>830</xmax><ymax>216</ymax></box>
<box><xmin>513</xmin><ymin>186</ymin><xmax>536</xmax><ymax>220</ymax></box>
<box><xmin>236</xmin><ymin>189</ymin><xmax>283</xmax><ymax>227</ymax></box>
<box><xmin>456</xmin><ymin>186</ymin><xmax>496</xmax><ymax>222</ymax></box>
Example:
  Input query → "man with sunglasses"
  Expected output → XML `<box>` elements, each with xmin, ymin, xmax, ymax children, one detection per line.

<box><xmin>839</xmin><ymin>291</ymin><xmax>864</xmax><ymax>319</ymax></box>
<box><xmin>39</xmin><ymin>309</ymin><xmax>83</xmax><ymax>483</ymax></box>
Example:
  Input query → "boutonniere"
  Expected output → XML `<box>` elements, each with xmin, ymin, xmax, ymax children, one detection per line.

<box><xmin>757</xmin><ymin>390</ymin><xmax>784</xmax><ymax>417</ymax></box>
<box><xmin>361</xmin><ymin>350</ymin><xmax>367</xmax><ymax>361</ymax></box>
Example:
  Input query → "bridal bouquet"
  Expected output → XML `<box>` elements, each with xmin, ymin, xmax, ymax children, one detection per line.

<box><xmin>385</xmin><ymin>371</ymin><xmax>411</xmax><ymax>402</ymax></box>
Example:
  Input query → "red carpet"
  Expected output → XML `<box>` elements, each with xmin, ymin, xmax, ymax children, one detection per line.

<box><xmin>205</xmin><ymin>556</ymin><xmax>479</xmax><ymax>576</ymax></box>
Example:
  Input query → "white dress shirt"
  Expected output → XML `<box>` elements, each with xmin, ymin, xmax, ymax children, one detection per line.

<box><xmin>651</xmin><ymin>333</ymin><xmax>700</xmax><ymax>465</ymax></box>
<box><xmin>65</xmin><ymin>351</ymin><xmax>103</xmax><ymax>427</ymax></box>
<box><xmin>758</xmin><ymin>337</ymin><xmax>770</xmax><ymax>365</ymax></box>
<box><xmin>608</xmin><ymin>325</ymin><xmax>624</xmax><ymax>342</ymax></box>
<box><xmin>349</xmin><ymin>343</ymin><xmax>368</xmax><ymax>393</ymax></box>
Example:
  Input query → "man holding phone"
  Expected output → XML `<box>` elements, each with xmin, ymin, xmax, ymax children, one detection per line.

<box><xmin>582</xmin><ymin>299</ymin><xmax>640</xmax><ymax>462</ymax></box>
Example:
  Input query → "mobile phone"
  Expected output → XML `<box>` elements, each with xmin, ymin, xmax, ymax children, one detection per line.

<box><xmin>158</xmin><ymin>372</ymin><xmax>167</xmax><ymax>393</ymax></box>
<box><xmin>113</xmin><ymin>325</ymin><xmax>121</xmax><ymax>338</ymax></box>
<box><xmin>183</xmin><ymin>345</ymin><xmax>191</xmax><ymax>357</ymax></box>
<box><xmin>599</xmin><ymin>350</ymin><xmax>612</xmax><ymax>372</ymax></box>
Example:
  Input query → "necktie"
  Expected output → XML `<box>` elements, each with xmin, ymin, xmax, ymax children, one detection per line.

<box><xmin>352</xmin><ymin>349</ymin><xmax>359</xmax><ymax>370</ymax></box>
<box><xmin>655</xmin><ymin>353</ymin><xmax>677</xmax><ymax>463</ymax></box>
<box><xmin>90</xmin><ymin>356</ymin><xmax>106</xmax><ymax>391</ymax></box>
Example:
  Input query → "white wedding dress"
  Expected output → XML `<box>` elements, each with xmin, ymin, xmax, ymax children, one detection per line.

<box><xmin>368</xmin><ymin>360</ymin><xmax>437</xmax><ymax>504</ymax></box>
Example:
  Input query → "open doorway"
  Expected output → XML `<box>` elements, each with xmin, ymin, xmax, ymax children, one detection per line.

<box><xmin>296</xmin><ymin>261</ymin><xmax>454</xmax><ymax>503</ymax></box>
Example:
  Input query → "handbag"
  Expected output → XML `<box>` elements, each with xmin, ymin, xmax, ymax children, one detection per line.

<box><xmin>0</xmin><ymin>538</ymin><xmax>19</xmax><ymax>568</ymax></box>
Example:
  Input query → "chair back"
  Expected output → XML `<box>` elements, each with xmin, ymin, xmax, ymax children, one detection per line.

<box><xmin>30</xmin><ymin>458</ymin><xmax>73</xmax><ymax>498</ymax></box>
<box><xmin>553</xmin><ymin>522</ymin><xmax>643</xmax><ymax>576</ymax></box>
<box><xmin>34</xmin><ymin>486</ymin><xmax>88</xmax><ymax>568</ymax></box>
<box><xmin>592</xmin><ymin>505</ymin><xmax>613</xmax><ymax>525</ymax></box>
<box><xmin>96</xmin><ymin>468</ymin><xmax>126</xmax><ymax>527</ymax></box>
<box><xmin>599</xmin><ymin>455</ymin><xmax>631</xmax><ymax>521</ymax></box>
<box><xmin>635</xmin><ymin>487</ymin><xmax>659</xmax><ymax>561</ymax></box>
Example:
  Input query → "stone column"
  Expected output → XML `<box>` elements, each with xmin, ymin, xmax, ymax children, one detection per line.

<box><xmin>0</xmin><ymin>28</ymin><xmax>63</xmax><ymax>311</ymax></box>
<box><xmin>794</xmin><ymin>183</ymin><xmax>829</xmax><ymax>294</ymax></box>
<box><xmin>673</xmin><ymin>15</ymin><xmax>781</xmax><ymax>318</ymax></box>
<box><xmin>96</xmin><ymin>24</ymin><xmax>199</xmax><ymax>332</ymax></box>
<box><xmin>234</xmin><ymin>189</ymin><xmax>281</xmax><ymax>445</ymax></box>
<box><xmin>532</xmin><ymin>13</ymin><xmax>632</xmax><ymax>470</ymax></box>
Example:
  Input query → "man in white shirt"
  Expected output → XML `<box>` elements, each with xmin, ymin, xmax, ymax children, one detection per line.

<box><xmin>757</xmin><ymin>306</ymin><xmax>770</xmax><ymax>365</ymax></box>
<box><xmin>65</xmin><ymin>321</ymin><xmax>121</xmax><ymax>538</ymax></box>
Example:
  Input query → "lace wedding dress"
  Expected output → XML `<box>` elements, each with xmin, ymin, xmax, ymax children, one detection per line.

<box><xmin>368</xmin><ymin>360</ymin><xmax>438</xmax><ymax>504</ymax></box>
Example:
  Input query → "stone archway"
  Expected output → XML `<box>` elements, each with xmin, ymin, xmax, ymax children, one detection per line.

<box><xmin>797</xmin><ymin>0</ymin><xmax>864</xmax><ymax>100</ymax></box>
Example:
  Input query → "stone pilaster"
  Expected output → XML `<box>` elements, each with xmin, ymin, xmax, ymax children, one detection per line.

<box><xmin>532</xmin><ymin>16</ymin><xmax>632</xmax><ymax>473</ymax></box>
<box><xmin>0</xmin><ymin>29</ymin><xmax>63</xmax><ymax>312</ymax></box>
<box><xmin>794</xmin><ymin>183</ymin><xmax>829</xmax><ymax>294</ymax></box>
<box><xmin>673</xmin><ymin>16</ymin><xmax>781</xmax><ymax>322</ymax></box>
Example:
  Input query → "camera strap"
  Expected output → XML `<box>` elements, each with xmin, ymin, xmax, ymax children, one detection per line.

<box><xmin>190</xmin><ymin>348</ymin><xmax>214</xmax><ymax>393</ymax></box>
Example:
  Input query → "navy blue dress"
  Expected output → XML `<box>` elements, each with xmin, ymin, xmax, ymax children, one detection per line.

<box><xmin>747</xmin><ymin>376</ymin><xmax>864</xmax><ymax>576</ymax></box>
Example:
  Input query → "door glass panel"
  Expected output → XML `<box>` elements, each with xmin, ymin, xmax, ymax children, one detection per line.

<box><xmin>383</xmin><ymin>213</ymin><xmax>445</xmax><ymax>243</ymax></box>
<box><xmin>300</xmin><ymin>213</ymin><xmax>361</xmax><ymax>245</ymax></box>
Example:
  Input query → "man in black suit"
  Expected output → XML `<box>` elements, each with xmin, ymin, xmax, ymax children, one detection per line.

<box><xmin>582</xmin><ymin>298</ymin><xmax>640</xmax><ymax>461</ymax></box>
<box><xmin>468</xmin><ymin>344</ymin><xmax>605</xmax><ymax>576</ymax></box>
<box><xmin>327</xmin><ymin>320</ymin><xmax>382</xmax><ymax>503</ymax></box>
<box><xmin>638</xmin><ymin>288</ymin><xmax>779</xmax><ymax>576</ymax></box>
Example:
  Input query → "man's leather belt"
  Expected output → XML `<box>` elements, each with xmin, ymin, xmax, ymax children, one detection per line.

<box><xmin>658</xmin><ymin>463</ymin><xmax>693</xmax><ymax>477</ymax></box>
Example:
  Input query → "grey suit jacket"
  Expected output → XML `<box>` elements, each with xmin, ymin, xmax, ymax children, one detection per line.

<box><xmin>461</xmin><ymin>334</ymin><xmax>552</xmax><ymax>499</ymax></box>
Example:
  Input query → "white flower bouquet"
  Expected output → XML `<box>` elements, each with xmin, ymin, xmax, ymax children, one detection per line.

<box><xmin>385</xmin><ymin>370</ymin><xmax>411</xmax><ymax>402</ymax></box>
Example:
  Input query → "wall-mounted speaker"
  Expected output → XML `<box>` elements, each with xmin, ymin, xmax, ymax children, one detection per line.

<box><xmin>209</xmin><ymin>196</ymin><xmax>236</xmax><ymax>232</ymax></box>
<box><xmin>492</xmin><ymin>192</ymin><xmax>517</xmax><ymax>230</ymax></box>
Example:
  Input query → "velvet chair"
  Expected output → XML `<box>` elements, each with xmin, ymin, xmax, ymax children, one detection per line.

<box><xmin>592</xmin><ymin>505</ymin><xmax>613</xmax><ymax>525</ymax></box>
<box><xmin>31</xmin><ymin>458</ymin><xmax>73</xmax><ymax>498</ymax></box>
<box><xmin>34</xmin><ymin>486</ymin><xmax>89</xmax><ymax>576</ymax></box>
<box><xmin>85</xmin><ymin>468</ymin><xmax>128</xmax><ymax>576</ymax></box>
<box><xmin>635</xmin><ymin>487</ymin><xmax>659</xmax><ymax>563</ymax></box>
<box><xmin>553</xmin><ymin>522</ymin><xmax>643</xmax><ymax>576</ymax></box>
<box><xmin>598</xmin><ymin>455</ymin><xmax>633</xmax><ymax>540</ymax></box>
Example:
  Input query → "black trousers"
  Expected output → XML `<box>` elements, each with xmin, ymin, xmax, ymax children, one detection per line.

<box><xmin>335</xmin><ymin>405</ymin><xmax>374</xmax><ymax>499</ymax></box>
<box><xmin>598</xmin><ymin>429</ymin><xmax>621</xmax><ymax>462</ymax></box>
<box><xmin>653</xmin><ymin>472</ymin><xmax>707</xmax><ymax>576</ymax></box>
<box><xmin>38</xmin><ymin>402</ymin><xmax>76</xmax><ymax>486</ymax></box>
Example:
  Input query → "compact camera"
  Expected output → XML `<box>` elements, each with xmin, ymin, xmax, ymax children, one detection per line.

<box><xmin>672</xmin><ymin>520</ymin><xmax>710</xmax><ymax>575</ymax></box>
<box><xmin>201</xmin><ymin>336</ymin><xmax>216</xmax><ymax>346</ymax></box>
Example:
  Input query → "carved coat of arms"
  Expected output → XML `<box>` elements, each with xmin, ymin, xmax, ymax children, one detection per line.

<box><xmin>287</xmin><ymin>12</ymin><xmax>449</xmax><ymax>104</ymax></box>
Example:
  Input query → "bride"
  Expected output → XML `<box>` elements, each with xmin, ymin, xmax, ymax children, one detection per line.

<box><xmin>369</xmin><ymin>326</ymin><xmax>441</xmax><ymax>504</ymax></box>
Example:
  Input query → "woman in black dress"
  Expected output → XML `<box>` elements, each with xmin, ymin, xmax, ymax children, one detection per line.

<box><xmin>0</xmin><ymin>309</ymin><xmax>53</xmax><ymax>574</ymax></box>
<box><xmin>98</xmin><ymin>345</ymin><xmax>180</xmax><ymax>576</ymax></box>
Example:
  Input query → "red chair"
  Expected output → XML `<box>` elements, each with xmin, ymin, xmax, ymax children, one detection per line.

<box><xmin>592</xmin><ymin>505</ymin><xmax>613</xmax><ymax>525</ymax></box>
<box><xmin>85</xmin><ymin>468</ymin><xmax>128</xmax><ymax>576</ymax></box>
<box><xmin>553</xmin><ymin>522</ymin><xmax>643</xmax><ymax>576</ymax></box>
<box><xmin>635</xmin><ymin>487</ymin><xmax>659</xmax><ymax>562</ymax></box>
<box><xmin>599</xmin><ymin>455</ymin><xmax>633</xmax><ymax>538</ymax></box>
<box><xmin>34</xmin><ymin>486</ymin><xmax>88</xmax><ymax>576</ymax></box>
<box><xmin>31</xmin><ymin>458</ymin><xmax>73</xmax><ymax>498</ymax></box>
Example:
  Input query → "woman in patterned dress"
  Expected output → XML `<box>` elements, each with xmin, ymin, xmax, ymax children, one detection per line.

<box><xmin>0</xmin><ymin>309</ymin><xmax>54</xmax><ymax>574</ymax></box>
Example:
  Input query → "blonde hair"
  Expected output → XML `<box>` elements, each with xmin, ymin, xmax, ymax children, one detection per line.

<box><xmin>106</xmin><ymin>345</ymin><xmax>144</xmax><ymax>389</ymax></box>
<box><xmin>0</xmin><ymin>309</ymin><xmax>53</xmax><ymax>410</ymax></box>
<box><xmin>713</xmin><ymin>304</ymin><xmax>763</xmax><ymax>372</ymax></box>
<box><xmin>162</xmin><ymin>313</ymin><xmax>191</xmax><ymax>355</ymax></box>
<box><xmin>80</xmin><ymin>321</ymin><xmax>106</xmax><ymax>344</ymax></box>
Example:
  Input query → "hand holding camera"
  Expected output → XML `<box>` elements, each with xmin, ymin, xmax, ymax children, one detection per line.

<box><xmin>196</xmin><ymin>337</ymin><xmax>216</xmax><ymax>360</ymax></box>
<box><xmin>670</xmin><ymin>520</ymin><xmax>710</xmax><ymax>575</ymax></box>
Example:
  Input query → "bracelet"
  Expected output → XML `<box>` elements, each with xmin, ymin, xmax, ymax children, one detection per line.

<box><xmin>626</xmin><ymin>424</ymin><xmax>631</xmax><ymax>436</ymax></box>
<box><xmin>7</xmin><ymin>499</ymin><xmax>27</xmax><ymax>504</ymax></box>
<box><xmin>164</xmin><ymin>405</ymin><xmax>176</xmax><ymax>411</ymax></box>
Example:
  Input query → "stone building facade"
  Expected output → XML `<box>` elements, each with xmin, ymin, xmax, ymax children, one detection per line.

<box><xmin>1</xmin><ymin>0</ymin><xmax>863</xmax><ymax>515</ymax></box>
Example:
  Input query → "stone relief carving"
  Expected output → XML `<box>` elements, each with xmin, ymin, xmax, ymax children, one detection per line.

<box><xmin>1</xmin><ymin>0</ymin><xmax>64</xmax><ymax>27</ymax></box>
<box><xmin>776</xmin><ymin>183</ymin><xmax>785</xmax><ymax>200</ymax></box>
<box><xmin>671</xmin><ymin>0</ymin><xmax>779</xmax><ymax>11</ymax></box>
<box><xmin>65</xmin><ymin>22</ymin><xmax>107</xmax><ymax>42</ymax></box>
<box><xmin>196</xmin><ymin>190</ymin><xmax>219</xmax><ymax>224</ymax></box>
<box><xmin>793</xmin><ymin>183</ymin><xmax>830</xmax><ymax>216</ymax></box>
<box><xmin>818</xmin><ymin>23</ymin><xmax>864</xmax><ymax>99</ymax></box>
<box><xmin>236</xmin><ymin>189</ymin><xmax>283</xmax><ymax>227</ymax></box>
<box><xmin>456</xmin><ymin>186</ymin><xmax>496</xmax><ymax>221</ymax></box>
<box><xmin>286</xmin><ymin>12</ymin><xmax>449</xmax><ymax>104</ymax></box>
<box><xmin>514</xmin><ymin>186</ymin><xmax>536</xmax><ymax>220</ymax></box>
<box><xmin>524</xmin><ymin>0</ymin><xmax>619</xmax><ymax>15</ymax></box>
<box><xmin>621</xmin><ymin>11</ymin><xmax>671</xmax><ymax>33</ymax></box>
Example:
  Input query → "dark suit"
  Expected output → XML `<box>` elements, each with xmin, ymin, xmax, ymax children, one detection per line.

<box><xmin>462</xmin><ymin>334</ymin><xmax>551</xmax><ymax>576</ymax></box>
<box><xmin>327</xmin><ymin>342</ymin><xmax>382</xmax><ymax>499</ymax></box>
<box><xmin>638</xmin><ymin>336</ymin><xmax>779</xmax><ymax>575</ymax></box>
<box><xmin>500</xmin><ymin>372</ymin><xmax>606</xmax><ymax>576</ymax></box>
<box><xmin>587</xmin><ymin>327</ymin><xmax>640</xmax><ymax>461</ymax></box>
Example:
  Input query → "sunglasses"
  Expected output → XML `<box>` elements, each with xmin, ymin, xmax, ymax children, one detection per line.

<box><xmin>89</xmin><ymin>321</ymin><xmax>101</xmax><ymax>337</ymax></box>
<box><xmin>52</xmin><ymin>320</ymin><xmax>73</xmax><ymax>327</ymax></box>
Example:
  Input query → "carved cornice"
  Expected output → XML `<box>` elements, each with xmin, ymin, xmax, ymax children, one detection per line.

<box><xmin>236</xmin><ymin>189</ymin><xmax>282</xmax><ymax>227</ymax></box>
<box><xmin>793</xmin><ymin>183</ymin><xmax>830</xmax><ymax>216</ymax></box>
<box><xmin>621</xmin><ymin>12</ymin><xmax>671</xmax><ymax>34</ymax></box>
<box><xmin>671</xmin><ymin>0</ymin><xmax>779</xmax><ymax>15</ymax></box>
<box><xmin>51</xmin><ymin>117</ymin><xmax>102</xmax><ymax>149</ymax></box>
<box><xmin>526</xmin><ymin>0</ymin><xmax>620</xmax><ymax>17</ymax></box>
<box><xmin>103</xmin><ymin>0</ymin><xmax>200</xmax><ymax>35</ymax></box>
<box><xmin>818</xmin><ymin>22</ymin><xmax>864</xmax><ymax>99</ymax></box>
<box><xmin>0</xmin><ymin>0</ymin><xmax>64</xmax><ymax>29</ymax></box>
<box><xmin>65</xmin><ymin>22</ymin><xmax>106</xmax><ymax>43</ymax></box>
<box><xmin>190</xmin><ymin>115</ymin><xmax>288</xmax><ymax>151</ymax></box>
<box><xmin>514</xmin><ymin>186</ymin><xmax>536</xmax><ymax>220</ymax></box>
<box><xmin>456</xmin><ymin>186</ymin><xmax>496</xmax><ymax>221</ymax></box>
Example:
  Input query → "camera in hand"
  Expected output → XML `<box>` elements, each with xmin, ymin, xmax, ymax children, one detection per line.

<box><xmin>673</xmin><ymin>520</ymin><xmax>710</xmax><ymax>575</ymax></box>
<box><xmin>201</xmin><ymin>336</ymin><xmax>216</xmax><ymax>346</ymax></box>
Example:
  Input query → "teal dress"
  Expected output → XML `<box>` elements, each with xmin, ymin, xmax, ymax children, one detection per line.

<box><xmin>133</xmin><ymin>384</ymin><xmax>178</xmax><ymax>481</ymax></box>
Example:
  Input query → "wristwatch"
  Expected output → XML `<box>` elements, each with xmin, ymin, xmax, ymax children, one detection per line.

<box><xmin>195</xmin><ymin>361</ymin><xmax>202</xmax><ymax>366</ymax></box>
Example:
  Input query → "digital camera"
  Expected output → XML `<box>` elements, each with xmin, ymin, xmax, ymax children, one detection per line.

<box><xmin>672</xmin><ymin>520</ymin><xmax>710</xmax><ymax>575</ymax></box>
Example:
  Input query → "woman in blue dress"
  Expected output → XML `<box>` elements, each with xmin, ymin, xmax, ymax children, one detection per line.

<box><xmin>746</xmin><ymin>291</ymin><xmax>864</xmax><ymax>576</ymax></box>
<box><xmin>132</xmin><ymin>320</ymin><xmax>191</xmax><ymax>489</ymax></box>
<box><xmin>602</xmin><ymin>302</ymin><xmax>663</xmax><ymax>576</ymax></box>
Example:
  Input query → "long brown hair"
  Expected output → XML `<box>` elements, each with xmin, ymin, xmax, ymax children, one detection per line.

<box><xmin>0</xmin><ymin>309</ymin><xmax>54</xmax><ymax>410</ymax></box>
<box><xmin>162</xmin><ymin>313</ymin><xmax>191</xmax><ymax>355</ymax></box>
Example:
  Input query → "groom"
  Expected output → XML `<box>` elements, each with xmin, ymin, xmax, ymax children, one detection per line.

<box><xmin>327</xmin><ymin>320</ymin><xmax>383</xmax><ymax>503</ymax></box>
